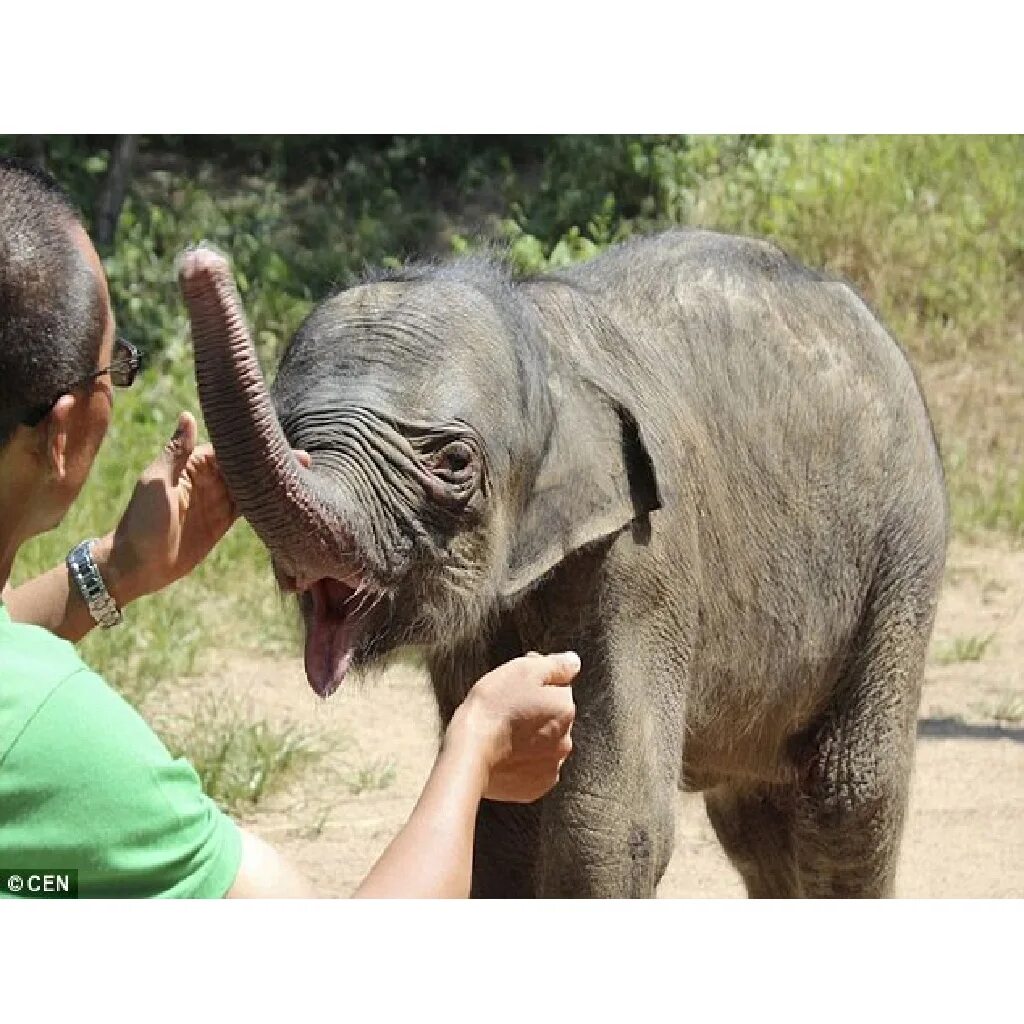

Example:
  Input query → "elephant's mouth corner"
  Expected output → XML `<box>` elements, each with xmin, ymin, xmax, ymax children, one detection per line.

<box><xmin>293</xmin><ymin>575</ymin><xmax>379</xmax><ymax>698</ymax></box>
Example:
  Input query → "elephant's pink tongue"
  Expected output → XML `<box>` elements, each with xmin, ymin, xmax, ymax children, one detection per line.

<box><xmin>304</xmin><ymin>579</ymin><xmax>359</xmax><ymax>698</ymax></box>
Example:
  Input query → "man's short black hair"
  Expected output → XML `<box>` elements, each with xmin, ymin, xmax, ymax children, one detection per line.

<box><xmin>0</xmin><ymin>156</ymin><xmax>105</xmax><ymax>445</ymax></box>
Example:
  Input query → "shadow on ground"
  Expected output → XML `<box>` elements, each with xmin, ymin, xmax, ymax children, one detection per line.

<box><xmin>917</xmin><ymin>717</ymin><xmax>1024</xmax><ymax>743</ymax></box>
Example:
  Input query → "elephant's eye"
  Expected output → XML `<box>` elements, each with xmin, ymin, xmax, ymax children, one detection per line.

<box><xmin>431</xmin><ymin>440</ymin><xmax>475</xmax><ymax>483</ymax></box>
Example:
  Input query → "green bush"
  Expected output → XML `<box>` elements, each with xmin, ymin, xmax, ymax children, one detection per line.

<box><xmin>696</xmin><ymin>135</ymin><xmax>1024</xmax><ymax>363</ymax></box>
<box><xmin>471</xmin><ymin>135</ymin><xmax>1022</xmax><ymax>367</ymax></box>
<box><xmin>8</xmin><ymin>134</ymin><xmax>1018</xmax><ymax>367</ymax></box>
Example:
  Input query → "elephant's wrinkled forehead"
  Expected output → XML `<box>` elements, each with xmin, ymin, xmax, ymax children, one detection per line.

<box><xmin>273</xmin><ymin>278</ymin><xmax>523</xmax><ymax>426</ymax></box>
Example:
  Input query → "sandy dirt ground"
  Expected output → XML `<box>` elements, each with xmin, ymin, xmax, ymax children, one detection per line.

<box><xmin>165</xmin><ymin>540</ymin><xmax>1024</xmax><ymax>897</ymax></box>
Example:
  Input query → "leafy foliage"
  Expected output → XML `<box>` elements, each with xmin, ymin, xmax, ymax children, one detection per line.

<box><xmin>5</xmin><ymin>135</ymin><xmax>1019</xmax><ymax>367</ymax></box>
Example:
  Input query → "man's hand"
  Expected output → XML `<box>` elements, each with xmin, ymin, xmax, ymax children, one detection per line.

<box><xmin>101</xmin><ymin>411</ymin><xmax>238</xmax><ymax>604</ymax></box>
<box><xmin>352</xmin><ymin>651</ymin><xmax>580</xmax><ymax>897</ymax></box>
<box><xmin>447</xmin><ymin>652</ymin><xmax>580</xmax><ymax>804</ymax></box>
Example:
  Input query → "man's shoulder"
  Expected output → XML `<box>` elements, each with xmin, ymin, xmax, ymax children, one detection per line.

<box><xmin>0</xmin><ymin>625</ymin><xmax>242</xmax><ymax>898</ymax></box>
<box><xmin>0</xmin><ymin>613</ymin><xmax>94</xmax><ymax>761</ymax></box>
<box><xmin>1</xmin><ymin>653</ymin><xmax>173</xmax><ymax>775</ymax></box>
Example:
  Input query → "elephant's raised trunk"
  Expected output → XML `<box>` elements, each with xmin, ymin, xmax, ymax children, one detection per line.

<box><xmin>177</xmin><ymin>246</ymin><xmax>351</xmax><ymax>581</ymax></box>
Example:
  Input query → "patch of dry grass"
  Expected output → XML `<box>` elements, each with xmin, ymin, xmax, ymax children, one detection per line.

<box><xmin>152</xmin><ymin>693</ymin><xmax>326</xmax><ymax>810</ymax></box>
<box><xmin>934</xmin><ymin>633</ymin><xmax>995</xmax><ymax>665</ymax></box>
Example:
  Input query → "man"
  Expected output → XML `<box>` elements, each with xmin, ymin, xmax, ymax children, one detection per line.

<box><xmin>0</xmin><ymin>155</ymin><xmax>578</xmax><ymax>898</ymax></box>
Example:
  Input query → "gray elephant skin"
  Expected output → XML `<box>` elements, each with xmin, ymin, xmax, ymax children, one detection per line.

<box><xmin>179</xmin><ymin>228</ymin><xmax>948</xmax><ymax>898</ymax></box>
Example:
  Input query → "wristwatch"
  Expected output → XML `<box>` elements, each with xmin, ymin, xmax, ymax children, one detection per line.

<box><xmin>66</xmin><ymin>539</ymin><xmax>123</xmax><ymax>629</ymax></box>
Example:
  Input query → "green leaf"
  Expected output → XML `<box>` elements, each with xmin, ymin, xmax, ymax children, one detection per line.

<box><xmin>84</xmin><ymin>154</ymin><xmax>109</xmax><ymax>175</ymax></box>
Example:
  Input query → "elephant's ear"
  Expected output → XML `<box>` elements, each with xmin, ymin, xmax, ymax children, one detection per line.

<box><xmin>500</xmin><ymin>384</ymin><xmax>663</xmax><ymax>599</ymax></box>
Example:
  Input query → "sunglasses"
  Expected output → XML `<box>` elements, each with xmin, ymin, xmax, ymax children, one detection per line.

<box><xmin>21</xmin><ymin>337</ymin><xmax>142</xmax><ymax>427</ymax></box>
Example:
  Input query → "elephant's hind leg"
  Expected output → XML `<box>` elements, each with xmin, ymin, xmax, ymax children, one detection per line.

<box><xmin>704</xmin><ymin>785</ymin><xmax>802</xmax><ymax>897</ymax></box>
<box><xmin>791</xmin><ymin>702</ymin><xmax>917</xmax><ymax>898</ymax></box>
<box><xmin>790</xmin><ymin>563</ymin><xmax>940</xmax><ymax>898</ymax></box>
<box><xmin>792</xmin><ymin>716</ymin><xmax>915</xmax><ymax>898</ymax></box>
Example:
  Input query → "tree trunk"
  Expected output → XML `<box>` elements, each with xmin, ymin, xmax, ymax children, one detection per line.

<box><xmin>24</xmin><ymin>136</ymin><xmax>47</xmax><ymax>169</ymax></box>
<box><xmin>94</xmin><ymin>135</ymin><xmax>138</xmax><ymax>252</ymax></box>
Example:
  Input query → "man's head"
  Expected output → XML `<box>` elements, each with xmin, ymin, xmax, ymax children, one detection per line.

<box><xmin>0</xmin><ymin>156</ymin><xmax>116</xmax><ymax>536</ymax></box>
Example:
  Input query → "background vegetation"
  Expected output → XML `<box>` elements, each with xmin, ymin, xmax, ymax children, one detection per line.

<box><xmin>2</xmin><ymin>135</ymin><xmax>1020</xmax><ymax>800</ymax></box>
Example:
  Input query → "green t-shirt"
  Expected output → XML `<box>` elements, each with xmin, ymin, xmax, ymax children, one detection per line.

<box><xmin>0</xmin><ymin>605</ymin><xmax>241</xmax><ymax>898</ymax></box>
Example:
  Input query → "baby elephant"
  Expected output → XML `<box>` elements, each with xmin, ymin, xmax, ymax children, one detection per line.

<box><xmin>180</xmin><ymin>229</ymin><xmax>947</xmax><ymax>897</ymax></box>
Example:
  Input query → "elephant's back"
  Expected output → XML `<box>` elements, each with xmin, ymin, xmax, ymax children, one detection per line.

<box><xmin>555</xmin><ymin>229</ymin><xmax>943</xmax><ymax>518</ymax></box>
<box><xmin>564</xmin><ymin>229</ymin><xmax>923</xmax><ymax>419</ymax></box>
<box><xmin>583</xmin><ymin>231</ymin><xmax>929</xmax><ymax>464</ymax></box>
<box><xmin>560</xmin><ymin>230</ymin><xmax>947</xmax><ymax>772</ymax></box>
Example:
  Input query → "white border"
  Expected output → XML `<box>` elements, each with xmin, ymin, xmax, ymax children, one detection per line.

<box><xmin>1</xmin><ymin>900</ymin><xmax>1020</xmax><ymax>1020</ymax></box>
<box><xmin>1</xmin><ymin>8</ymin><xmax>1018</xmax><ymax>1015</ymax></box>
<box><xmin>5</xmin><ymin>4</ymin><xmax>1019</xmax><ymax>130</ymax></box>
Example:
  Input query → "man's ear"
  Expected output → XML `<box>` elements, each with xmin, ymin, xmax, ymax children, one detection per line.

<box><xmin>500</xmin><ymin>381</ymin><xmax>662</xmax><ymax>600</ymax></box>
<box><xmin>43</xmin><ymin>394</ymin><xmax>77</xmax><ymax>481</ymax></box>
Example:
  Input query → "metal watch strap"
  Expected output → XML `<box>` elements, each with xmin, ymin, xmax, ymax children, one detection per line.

<box><xmin>66</xmin><ymin>539</ymin><xmax>123</xmax><ymax>629</ymax></box>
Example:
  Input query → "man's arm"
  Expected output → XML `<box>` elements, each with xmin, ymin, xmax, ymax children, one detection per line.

<box><xmin>2</xmin><ymin>533</ymin><xmax>140</xmax><ymax>642</ymax></box>
<box><xmin>226</xmin><ymin>738</ymin><xmax>487</xmax><ymax>899</ymax></box>
<box><xmin>5</xmin><ymin>412</ymin><xmax>237</xmax><ymax>641</ymax></box>
<box><xmin>227</xmin><ymin>653</ymin><xmax>579</xmax><ymax>899</ymax></box>
<box><xmin>226</xmin><ymin>829</ymin><xmax>318</xmax><ymax>898</ymax></box>
<box><xmin>348</xmin><ymin>719</ymin><xmax>492</xmax><ymax>898</ymax></box>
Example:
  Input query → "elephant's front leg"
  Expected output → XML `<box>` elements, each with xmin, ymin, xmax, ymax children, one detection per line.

<box><xmin>536</xmin><ymin>783</ymin><xmax>677</xmax><ymax>898</ymax></box>
<box><xmin>532</xmin><ymin>676</ymin><xmax>682</xmax><ymax>898</ymax></box>
<box><xmin>471</xmin><ymin>681</ymin><xmax>681</xmax><ymax>898</ymax></box>
<box><xmin>471</xmin><ymin>800</ymin><xmax>542</xmax><ymax>898</ymax></box>
<box><xmin>472</xmin><ymin>764</ymin><xmax>676</xmax><ymax>898</ymax></box>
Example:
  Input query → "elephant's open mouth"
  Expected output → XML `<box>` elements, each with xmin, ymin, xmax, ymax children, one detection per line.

<box><xmin>299</xmin><ymin>577</ymin><xmax>378</xmax><ymax>698</ymax></box>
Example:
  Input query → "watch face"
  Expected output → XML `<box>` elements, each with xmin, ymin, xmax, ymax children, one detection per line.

<box><xmin>67</xmin><ymin>540</ymin><xmax>121</xmax><ymax>627</ymax></box>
